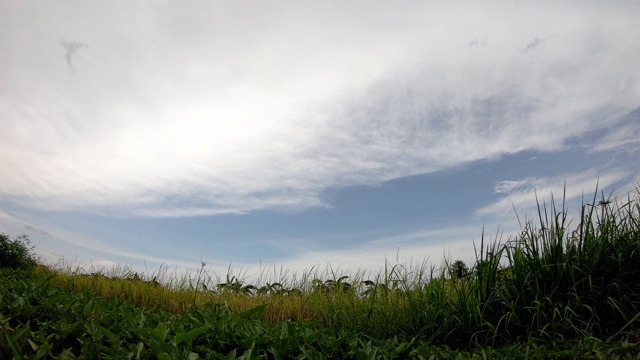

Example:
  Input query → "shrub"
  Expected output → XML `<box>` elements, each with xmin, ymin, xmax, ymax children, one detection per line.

<box><xmin>449</xmin><ymin>259</ymin><xmax>470</xmax><ymax>280</ymax></box>
<box><xmin>0</xmin><ymin>233</ymin><xmax>37</xmax><ymax>270</ymax></box>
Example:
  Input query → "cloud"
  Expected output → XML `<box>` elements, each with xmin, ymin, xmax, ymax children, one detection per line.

<box><xmin>24</xmin><ymin>225</ymin><xmax>52</xmax><ymax>237</ymax></box>
<box><xmin>0</xmin><ymin>206</ymin><xmax>202</xmax><ymax>270</ymax></box>
<box><xmin>1</xmin><ymin>2</ymin><xmax>639</xmax><ymax>218</ymax></box>
<box><xmin>218</xmin><ymin>227</ymin><xmax>484</xmax><ymax>282</ymax></box>
<box><xmin>523</xmin><ymin>37</ymin><xmax>549</xmax><ymax>51</ymax></box>
<box><xmin>494</xmin><ymin>180</ymin><xmax>531</xmax><ymax>194</ymax></box>
<box><xmin>475</xmin><ymin>168</ymin><xmax>630</xmax><ymax>218</ymax></box>
<box><xmin>468</xmin><ymin>37</ymin><xmax>488</xmax><ymax>48</ymax></box>
<box><xmin>592</xmin><ymin>108</ymin><xmax>640</xmax><ymax>153</ymax></box>
<box><xmin>59</xmin><ymin>40</ymin><xmax>88</xmax><ymax>68</ymax></box>
<box><xmin>86</xmin><ymin>259</ymin><xmax>118</xmax><ymax>270</ymax></box>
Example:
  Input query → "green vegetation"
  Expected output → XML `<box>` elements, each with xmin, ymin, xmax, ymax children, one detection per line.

<box><xmin>0</xmin><ymin>233</ymin><xmax>38</xmax><ymax>270</ymax></box>
<box><xmin>2</xmin><ymin>186</ymin><xmax>640</xmax><ymax>358</ymax></box>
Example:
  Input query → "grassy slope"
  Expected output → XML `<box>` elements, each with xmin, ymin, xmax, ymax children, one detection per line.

<box><xmin>3</xmin><ymin>268</ymin><xmax>639</xmax><ymax>359</ymax></box>
<box><xmin>2</xmin><ymin>187</ymin><xmax>640</xmax><ymax>358</ymax></box>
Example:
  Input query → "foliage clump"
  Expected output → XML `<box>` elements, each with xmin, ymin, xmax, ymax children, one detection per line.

<box><xmin>449</xmin><ymin>259</ymin><xmax>470</xmax><ymax>280</ymax></box>
<box><xmin>0</xmin><ymin>233</ymin><xmax>37</xmax><ymax>270</ymax></box>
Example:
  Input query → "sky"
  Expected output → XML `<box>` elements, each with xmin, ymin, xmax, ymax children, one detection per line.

<box><xmin>1</xmin><ymin>1</ymin><xmax>640</xmax><ymax>283</ymax></box>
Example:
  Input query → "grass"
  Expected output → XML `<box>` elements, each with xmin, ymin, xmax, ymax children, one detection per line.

<box><xmin>2</xmin><ymin>184</ymin><xmax>640</xmax><ymax>358</ymax></box>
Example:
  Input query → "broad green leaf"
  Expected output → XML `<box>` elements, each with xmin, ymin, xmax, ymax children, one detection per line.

<box><xmin>225</xmin><ymin>349</ymin><xmax>237</xmax><ymax>360</ymax></box>
<box><xmin>98</xmin><ymin>325</ymin><xmax>120</xmax><ymax>345</ymax></box>
<box><xmin>239</xmin><ymin>304</ymin><xmax>268</xmax><ymax>320</ymax></box>
<box><xmin>151</xmin><ymin>323</ymin><xmax>170</xmax><ymax>342</ymax></box>
<box><xmin>175</xmin><ymin>325</ymin><xmax>209</xmax><ymax>346</ymax></box>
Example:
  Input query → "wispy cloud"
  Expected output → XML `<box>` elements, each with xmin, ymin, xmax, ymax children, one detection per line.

<box><xmin>493</xmin><ymin>180</ymin><xmax>531</xmax><ymax>194</ymax></box>
<box><xmin>468</xmin><ymin>37</ymin><xmax>488</xmax><ymax>48</ymax></box>
<box><xmin>1</xmin><ymin>2</ymin><xmax>639</xmax><ymax>218</ymax></box>
<box><xmin>59</xmin><ymin>40</ymin><xmax>88</xmax><ymax>70</ymax></box>
<box><xmin>232</xmin><ymin>232</ymin><xmax>482</xmax><ymax>282</ymax></box>
<box><xmin>476</xmin><ymin>169</ymin><xmax>630</xmax><ymax>218</ymax></box>
<box><xmin>24</xmin><ymin>225</ymin><xmax>52</xmax><ymax>237</ymax></box>
<box><xmin>0</xmin><ymin>207</ymin><xmax>199</xmax><ymax>269</ymax></box>
<box><xmin>592</xmin><ymin>108</ymin><xmax>640</xmax><ymax>153</ymax></box>
<box><xmin>522</xmin><ymin>36</ymin><xmax>552</xmax><ymax>52</ymax></box>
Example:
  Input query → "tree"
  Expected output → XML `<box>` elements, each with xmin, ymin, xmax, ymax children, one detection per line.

<box><xmin>450</xmin><ymin>259</ymin><xmax>469</xmax><ymax>280</ymax></box>
<box><xmin>0</xmin><ymin>233</ymin><xmax>37</xmax><ymax>270</ymax></box>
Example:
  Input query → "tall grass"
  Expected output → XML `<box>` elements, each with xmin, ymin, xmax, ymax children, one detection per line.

<box><xmin>27</xmin><ymin>185</ymin><xmax>640</xmax><ymax>349</ymax></box>
<box><xmin>498</xmin><ymin>188</ymin><xmax>640</xmax><ymax>342</ymax></box>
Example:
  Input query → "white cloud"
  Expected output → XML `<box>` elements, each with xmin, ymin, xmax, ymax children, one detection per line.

<box><xmin>1</xmin><ymin>1</ymin><xmax>639</xmax><ymax>217</ymax></box>
<box><xmin>475</xmin><ymin>168</ymin><xmax>630</xmax><ymax>218</ymax></box>
<box><xmin>0</xmin><ymin>207</ymin><xmax>205</xmax><ymax>272</ymax></box>
<box><xmin>493</xmin><ymin>180</ymin><xmax>531</xmax><ymax>194</ymax></box>
<box><xmin>207</xmin><ymin>226</ymin><xmax>486</xmax><ymax>284</ymax></box>
<box><xmin>592</xmin><ymin>109</ymin><xmax>640</xmax><ymax>153</ymax></box>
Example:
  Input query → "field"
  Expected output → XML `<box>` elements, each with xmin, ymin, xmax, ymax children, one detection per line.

<box><xmin>2</xmin><ymin>187</ymin><xmax>640</xmax><ymax>359</ymax></box>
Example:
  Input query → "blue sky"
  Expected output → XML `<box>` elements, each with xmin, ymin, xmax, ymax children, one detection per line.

<box><xmin>1</xmin><ymin>1</ymin><xmax>639</xmax><ymax>281</ymax></box>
